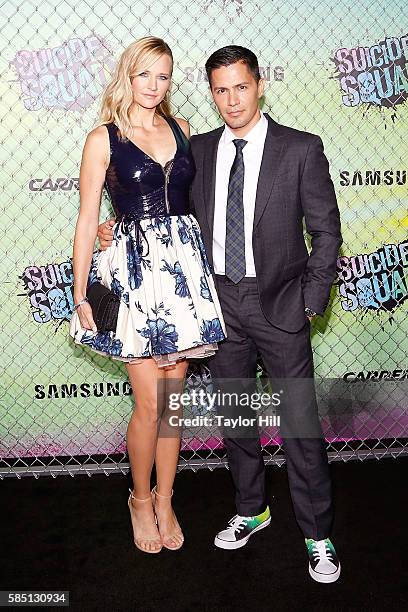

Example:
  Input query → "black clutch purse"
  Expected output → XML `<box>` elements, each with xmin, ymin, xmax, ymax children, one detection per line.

<box><xmin>86</xmin><ymin>281</ymin><xmax>120</xmax><ymax>333</ymax></box>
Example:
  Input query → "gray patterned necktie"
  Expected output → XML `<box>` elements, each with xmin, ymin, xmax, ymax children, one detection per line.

<box><xmin>225</xmin><ymin>138</ymin><xmax>247</xmax><ymax>283</ymax></box>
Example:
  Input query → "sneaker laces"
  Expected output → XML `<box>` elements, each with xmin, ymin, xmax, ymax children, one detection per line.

<box><xmin>228</xmin><ymin>514</ymin><xmax>250</xmax><ymax>532</ymax></box>
<box><xmin>311</xmin><ymin>539</ymin><xmax>334</xmax><ymax>562</ymax></box>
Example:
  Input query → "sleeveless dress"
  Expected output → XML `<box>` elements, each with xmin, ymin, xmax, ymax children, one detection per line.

<box><xmin>69</xmin><ymin>117</ymin><xmax>227</xmax><ymax>367</ymax></box>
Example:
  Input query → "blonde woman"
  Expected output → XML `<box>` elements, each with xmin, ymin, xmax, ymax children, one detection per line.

<box><xmin>69</xmin><ymin>37</ymin><xmax>226</xmax><ymax>553</ymax></box>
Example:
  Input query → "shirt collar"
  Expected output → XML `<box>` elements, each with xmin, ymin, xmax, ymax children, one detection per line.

<box><xmin>222</xmin><ymin>110</ymin><xmax>267</xmax><ymax>146</ymax></box>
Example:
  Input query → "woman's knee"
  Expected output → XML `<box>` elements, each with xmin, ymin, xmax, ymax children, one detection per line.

<box><xmin>131</xmin><ymin>393</ymin><xmax>162</xmax><ymax>425</ymax></box>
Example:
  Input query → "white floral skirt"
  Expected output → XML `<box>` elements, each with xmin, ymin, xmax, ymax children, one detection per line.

<box><xmin>69</xmin><ymin>214</ymin><xmax>227</xmax><ymax>367</ymax></box>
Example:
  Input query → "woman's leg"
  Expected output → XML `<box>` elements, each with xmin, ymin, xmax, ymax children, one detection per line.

<box><xmin>125</xmin><ymin>357</ymin><xmax>166</xmax><ymax>552</ymax></box>
<box><xmin>154</xmin><ymin>359</ymin><xmax>189</xmax><ymax>548</ymax></box>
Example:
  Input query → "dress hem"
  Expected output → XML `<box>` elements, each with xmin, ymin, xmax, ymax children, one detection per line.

<box><xmin>71</xmin><ymin>332</ymin><xmax>226</xmax><ymax>368</ymax></box>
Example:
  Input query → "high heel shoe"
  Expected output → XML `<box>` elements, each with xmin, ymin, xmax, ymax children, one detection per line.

<box><xmin>127</xmin><ymin>488</ymin><xmax>163</xmax><ymax>554</ymax></box>
<box><xmin>151</xmin><ymin>485</ymin><xmax>184</xmax><ymax>551</ymax></box>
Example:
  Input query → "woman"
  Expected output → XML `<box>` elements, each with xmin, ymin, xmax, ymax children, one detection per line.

<box><xmin>69</xmin><ymin>37</ymin><xmax>226</xmax><ymax>553</ymax></box>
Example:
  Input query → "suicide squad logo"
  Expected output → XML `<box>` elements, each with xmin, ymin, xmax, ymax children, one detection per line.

<box><xmin>20</xmin><ymin>259</ymin><xmax>74</xmax><ymax>324</ymax></box>
<box><xmin>11</xmin><ymin>35</ymin><xmax>115</xmax><ymax>111</ymax></box>
<box><xmin>332</xmin><ymin>33</ymin><xmax>408</xmax><ymax>109</ymax></box>
<box><xmin>336</xmin><ymin>241</ymin><xmax>408</xmax><ymax>313</ymax></box>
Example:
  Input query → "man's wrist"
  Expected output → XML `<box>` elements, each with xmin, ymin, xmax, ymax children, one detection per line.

<box><xmin>304</xmin><ymin>307</ymin><xmax>317</xmax><ymax>318</ymax></box>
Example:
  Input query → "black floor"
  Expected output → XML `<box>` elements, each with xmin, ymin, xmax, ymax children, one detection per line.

<box><xmin>1</xmin><ymin>457</ymin><xmax>407</xmax><ymax>612</ymax></box>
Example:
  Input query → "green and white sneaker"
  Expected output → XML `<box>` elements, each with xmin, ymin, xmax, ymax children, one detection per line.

<box><xmin>305</xmin><ymin>538</ymin><xmax>341</xmax><ymax>583</ymax></box>
<box><xmin>214</xmin><ymin>507</ymin><xmax>271</xmax><ymax>550</ymax></box>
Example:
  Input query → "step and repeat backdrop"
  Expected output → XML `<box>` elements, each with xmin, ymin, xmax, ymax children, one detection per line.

<box><xmin>0</xmin><ymin>0</ymin><xmax>407</xmax><ymax>475</ymax></box>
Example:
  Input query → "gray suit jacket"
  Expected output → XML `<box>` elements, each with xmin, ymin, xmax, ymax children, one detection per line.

<box><xmin>189</xmin><ymin>113</ymin><xmax>342</xmax><ymax>333</ymax></box>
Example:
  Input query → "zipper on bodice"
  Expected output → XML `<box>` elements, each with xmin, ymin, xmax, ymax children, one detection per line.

<box><xmin>162</xmin><ymin>159</ymin><xmax>175</xmax><ymax>214</ymax></box>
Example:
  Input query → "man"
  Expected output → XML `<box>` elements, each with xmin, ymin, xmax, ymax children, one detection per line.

<box><xmin>97</xmin><ymin>46</ymin><xmax>342</xmax><ymax>583</ymax></box>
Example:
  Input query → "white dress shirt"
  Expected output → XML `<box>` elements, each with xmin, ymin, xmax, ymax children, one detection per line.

<box><xmin>213</xmin><ymin>110</ymin><xmax>268</xmax><ymax>276</ymax></box>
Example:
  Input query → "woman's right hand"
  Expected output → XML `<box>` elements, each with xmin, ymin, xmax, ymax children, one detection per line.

<box><xmin>76</xmin><ymin>301</ymin><xmax>98</xmax><ymax>333</ymax></box>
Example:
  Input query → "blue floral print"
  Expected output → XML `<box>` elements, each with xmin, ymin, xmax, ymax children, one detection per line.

<box><xmin>80</xmin><ymin>331</ymin><xmax>123</xmax><ymax>356</ymax></box>
<box><xmin>111</xmin><ymin>270</ymin><xmax>129</xmax><ymax>306</ymax></box>
<box><xmin>192</xmin><ymin>225</ymin><xmax>211</xmax><ymax>275</ymax></box>
<box><xmin>177</xmin><ymin>216</ymin><xmax>190</xmax><ymax>244</ymax></box>
<box><xmin>126</xmin><ymin>237</ymin><xmax>143</xmax><ymax>290</ymax></box>
<box><xmin>161</xmin><ymin>260</ymin><xmax>191</xmax><ymax>298</ymax></box>
<box><xmin>200</xmin><ymin>276</ymin><xmax>213</xmax><ymax>301</ymax></box>
<box><xmin>201</xmin><ymin>318</ymin><xmax>224</xmax><ymax>343</ymax></box>
<box><xmin>146</xmin><ymin>216</ymin><xmax>173</xmax><ymax>247</ymax></box>
<box><xmin>138</xmin><ymin>317</ymin><xmax>179</xmax><ymax>354</ymax></box>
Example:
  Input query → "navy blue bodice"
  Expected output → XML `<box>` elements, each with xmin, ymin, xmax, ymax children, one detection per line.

<box><xmin>104</xmin><ymin>116</ymin><xmax>195</xmax><ymax>219</ymax></box>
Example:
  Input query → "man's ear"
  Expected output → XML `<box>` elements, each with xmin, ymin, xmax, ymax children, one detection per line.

<box><xmin>258</xmin><ymin>78</ymin><xmax>265</xmax><ymax>99</ymax></box>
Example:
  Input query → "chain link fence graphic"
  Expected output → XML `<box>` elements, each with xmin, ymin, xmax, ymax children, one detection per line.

<box><xmin>0</xmin><ymin>0</ymin><xmax>407</xmax><ymax>478</ymax></box>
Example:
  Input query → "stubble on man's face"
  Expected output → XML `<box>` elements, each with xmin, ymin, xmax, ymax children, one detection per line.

<box><xmin>209</xmin><ymin>61</ymin><xmax>265</xmax><ymax>137</ymax></box>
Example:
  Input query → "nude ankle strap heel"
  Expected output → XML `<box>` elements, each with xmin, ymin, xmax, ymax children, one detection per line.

<box><xmin>151</xmin><ymin>485</ymin><xmax>173</xmax><ymax>498</ymax></box>
<box><xmin>128</xmin><ymin>488</ymin><xmax>162</xmax><ymax>554</ymax></box>
<box><xmin>129</xmin><ymin>488</ymin><xmax>152</xmax><ymax>502</ymax></box>
<box><xmin>151</xmin><ymin>485</ymin><xmax>184</xmax><ymax>551</ymax></box>
<box><xmin>129</xmin><ymin>488</ymin><xmax>158</xmax><ymax>523</ymax></box>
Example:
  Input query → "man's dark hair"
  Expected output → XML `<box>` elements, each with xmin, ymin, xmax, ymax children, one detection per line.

<box><xmin>205</xmin><ymin>46</ymin><xmax>261</xmax><ymax>86</ymax></box>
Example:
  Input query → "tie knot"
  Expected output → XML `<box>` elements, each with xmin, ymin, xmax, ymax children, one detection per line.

<box><xmin>233</xmin><ymin>139</ymin><xmax>247</xmax><ymax>151</ymax></box>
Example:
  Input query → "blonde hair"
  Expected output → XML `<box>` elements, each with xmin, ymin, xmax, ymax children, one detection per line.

<box><xmin>99</xmin><ymin>36</ymin><xmax>173</xmax><ymax>140</ymax></box>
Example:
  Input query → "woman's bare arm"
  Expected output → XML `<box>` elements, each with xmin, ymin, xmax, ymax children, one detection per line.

<box><xmin>72</xmin><ymin>126</ymin><xmax>109</xmax><ymax>305</ymax></box>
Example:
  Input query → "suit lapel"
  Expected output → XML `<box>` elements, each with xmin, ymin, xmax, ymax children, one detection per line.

<box><xmin>253</xmin><ymin>114</ymin><xmax>285</xmax><ymax>229</ymax></box>
<box><xmin>203</xmin><ymin>127</ymin><xmax>224</xmax><ymax>236</ymax></box>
